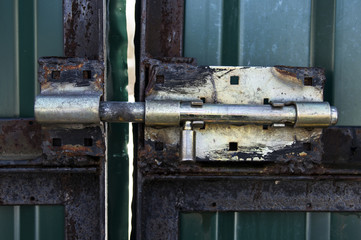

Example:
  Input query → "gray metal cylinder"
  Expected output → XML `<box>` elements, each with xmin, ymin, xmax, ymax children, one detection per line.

<box><xmin>180</xmin><ymin>121</ymin><xmax>195</xmax><ymax>161</ymax></box>
<box><xmin>145</xmin><ymin>100</ymin><xmax>180</xmax><ymax>126</ymax></box>
<box><xmin>180</xmin><ymin>102</ymin><xmax>297</xmax><ymax>125</ymax></box>
<box><xmin>35</xmin><ymin>94</ymin><xmax>100</xmax><ymax>124</ymax></box>
<box><xmin>100</xmin><ymin>102</ymin><xmax>145</xmax><ymax>123</ymax></box>
<box><xmin>293</xmin><ymin>102</ymin><xmax>338</xmax><ymax>127</ymax></box>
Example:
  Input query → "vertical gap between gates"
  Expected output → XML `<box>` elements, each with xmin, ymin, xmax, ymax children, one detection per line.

<box><xmin>126</xmin><ymin>0</ymin><xmax>136</xmax><ymax>239</ymax></box>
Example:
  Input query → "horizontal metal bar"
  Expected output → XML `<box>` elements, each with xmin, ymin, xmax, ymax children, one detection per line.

<box><xmin>99</xmin><ymin>102</ymin><xmax>145</xmax><ymax>123</ymax></box>
<box><xmin>35</xmin><ymin>94</ymin><xmax>101</xmax><ymax>124</ymax></box>
<box><xmin>35</xmin><ymin>99</ymin><xmax>337</xmax><ymax>127</ymax></box>
<box><xmin>180</xmin><ymin>102</ymin><xmax>296</xmax><ymax>125</ymax></box>
<box><xmin>145</xmin><ymin>174</ymin><xmax>361</xmax><ymax>181</ymax></box>
<box><xmin>99</xmin><ymin>101</ymin><xmax>337</xmax><ymax>127</ymax></box>
<box><xmin>0</xmin><ymin>167</ymin><xmax>98</xmax><ymax>173</ymax></box>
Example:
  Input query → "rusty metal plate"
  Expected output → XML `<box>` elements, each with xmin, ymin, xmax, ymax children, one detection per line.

<box><xmin>37</xmin><ymin>57</ymin><xmax>105</xmax><ymax>160</ymax></box>
<box><xmin>0</xmin><ymin>172</ymin><xmax>103</xmax><ymax>239</ymax></box>
<box><xmin>38</xmin><ymin>57</ymin><xmax>104</xmax><ymax>95</ymax></box>
<box><xmin>63</xmin><ymin>0</ymin><xmax>105</xmax><ymax>60</ymax></box>
<box><xmin>0</xmin><ymin>119</ymin><xmax>42</xmax><ymax>160</ymax></box>
<box><xmin>140</xmin><ymin>176</ymin><xmax>361</xmax><ymax>240</ymax></box>
<box><xmin>144</xmin><ymin>63</ymin><xmax>326</xmax><ymax>161</ymax></box>
<box><xmin>41</xmin><ymin>126</ymin><xmax>105</xmax><ymax>159</ymax></box>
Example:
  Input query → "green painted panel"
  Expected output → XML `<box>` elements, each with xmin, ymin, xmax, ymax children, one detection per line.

<box><xmin>0</xmin><ymin>0</ymin><xmax>63</xmax><ymax>118</ymax></box>
<box><xmin>218</xmin><ymin>212</ymin><xmax>235</xmax><ymax>240</ymax></box>
<box><xmin>306</xmin><ymin>212</ymin><xmax>330</xmax><ymax>240</ymax></box>
<box><xmin>331</xmin><ymin>213</ymin><xmax>361</xmax><ymax>240</ymax></box>
<box><xmin>18</xmin><ymin>0</ymin><xmax>36</xmax><ymax>117</ymax></box>
<box><xmin>185</xmin><ymin>0</ymin><xmax>312</xmax><ymax>67</ymax></box>
<box><xmin>180</xmin><ymin>212</ymin><xmax>218</xmax><ymax>240</ymax></box>
<box><xmin>37</xmin><ymin>206</ymin><xmax>64</xmax><ymax>240</ymax></box>
<box><xmin>36</xmin><ymin>0</ymin><xmax>63</xmax><ymax>59</ymax></box>
<box><xmin>185</xmin><ymin>0</ymin><xmax>361</xmax><ymax>126</ymax></box>
<box><xmin>180</xmin><ymin>212</ymin><xmax>306</xmax><ymax>240</ymax></box>
<box><xmin>0</xmin><ymin>0</ymin><xmax>65</xmax><ymax>239</ymax></box>
<box><xmin>184</xmin><ymin>0</ymin><xmax>223</xmax><ymax>66</ymax></box>
<box><xmin>0</xmin><ymin>206</ymin><xmax>64</xmax><ymax>240</ymax></box>
<box><xmin>108</xmin><ymin>0</ymin><xmax>129</xmax><ymax>239</ymax></box>
<box><xmin>235</xmin><ymin>212</ymin><xmax>306</xmax><ymax>240</ymax></box>
<box><xmin>183</xmin><ymin>0</ymin><xmax>361</xmax><ymax>238</ymax></box>
<box><xmin>20</xmin><ymin>206</ymin><xmax>36</xmax><ymax>240</ymax></box>
<box><xmin>333</xmin><ymin>0</ymin><xmax>361</xmax><ymax>126</ymax></box>
<box><xmin>0</xmin><ymin>206</ymin><xmax>15</xmax><ymax>240</ymax></box>
<box><xmin>0</xmin><ymin>0</ymin><xmax>19</xmax><ymax>117</ymax></box>
<box><xmin>310</xmin><ymin>0</ymin><xmax>336</xmax><ymax>104</ymax></box>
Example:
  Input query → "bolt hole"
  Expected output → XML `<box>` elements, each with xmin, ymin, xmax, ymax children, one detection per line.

<box><xmin>263</xmin><ymin>98</ymin><xmax>269</xmax><ymax>104</ymax></box>
<box><xmin>200</xmin><ymin>97</ymin><xmax>206</xmax><ymax>103</ymax></box>
<box><xmin>230</xmin><ymin>76</ymin><xmax>239</xmax><ymax>85</ymax></box>
<box><xmin>52</xmin><ymin>138</ymin><xmax>62</xmax><ymax>147</ymax></box>
<box><xmin>155</xmin><ymin>142</ymin><xmax>164</xmax><ymax>151</ymax></box>
<box><xmin>351</xmin><ymin>147</ymin><xmax>357</xmax><ymax>155</ymax></box>
<box><xmin>211</xmin><ymin>202</ymin><xmax>217</xmax><ymax>207</ymax></box>
<box><xmin>83</xmin><ymin>70</ymin><xmax>91</xmax><ymax>79</ymax></box>
<box><xmin>229</xmin><ymin>142</ymin><xmax>238</xmax><ymax>151</ymax></box>
<box><xmin>30</xmin><ymin>196</ymin><xmax>35</xmax><ymax>201</ymax></box>
<box><xmin>84</xmin><ymin>138</ymin><xmax>93</xmax><ymax>147</ymax></box>
<box><xmin>52</xmin><ymin>71</ymin><xmax>60</xmax><ymax>80</ymax></box>
<box><xmin>304</xmin><ymin>77</ymin><xmax>313</xmax><ymax>86</ymax></box>
<box><xmin>263</xmin><ymin>125</ymin><xmax>269</xmax><ymax>130</ymax></box>
<box><xmin>156</xmin><ymin>75</ymin><xmax>164</xmax><ymax>84</ymax></box>
<box><xmin>303</xmin><ymin>142</ymin><xmax>312</xmax><ymax>151</ymax></box>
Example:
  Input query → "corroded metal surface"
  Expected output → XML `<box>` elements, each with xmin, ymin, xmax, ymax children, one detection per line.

<box><xmin>0</xmin><ymin>172</ymin><xmax>103</xmax><ymax>239</ymax></box>
<box><xmin>142</xmin><ymin>0</ymin><xmax>184</xmax><ymax>58</ymax></box>
<box><xmin>0</xmin><ymin>0</ymin><xmax>106</xmax><ymax>238</ymax></box>
<box><xmin>0</xmin><ymin>119</ymin><xmax>41</xmax><ymax>160</ymax></box>
<box><xmin>141</xmin><ymin>176</ymin><xmax>361</xmax><ymax>239</ymax></box>
<box><xmin>100</xmin><ymin>102</ymin><xmax>145</xmax><ymax>123</ymax></box>
<box><xmin>64</xmin><ymin>0</ymin><xmax>104</xmax><ymax>60</ymax></box>
<box><xmin>41</xmin><ymin>126</ymin><xmax>105</xmax><ymax>159</ymax></box>
<box><xmin>142</xmin><ymin>63</ymin><xmax>328</xmax><ymax>161</ymax></box>
<box><xmin>37</xmin><ymin>57</ymin><xmax>105</xmax><ymax>160</ymax></box>
<box><xmin>38</xmin><ymin>57</ymin><xmax>104</xmax><ymax>95</ymax></box>
<box><xmin>322</xmin><ymin>127</ymin><xmax>361</xmax><ymax>164</ymax></box>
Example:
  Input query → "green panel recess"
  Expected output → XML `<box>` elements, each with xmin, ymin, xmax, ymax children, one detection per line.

<box><xmin>0</xmin><ymin>0</ymin><xmax>64</xmax><ymax>239</ymax></box>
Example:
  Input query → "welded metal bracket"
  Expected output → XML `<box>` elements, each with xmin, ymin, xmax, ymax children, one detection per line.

<box><xmin>36</xmin><ymin>57</ymin><xmax>105</xmax><ymax>160</ymax></box>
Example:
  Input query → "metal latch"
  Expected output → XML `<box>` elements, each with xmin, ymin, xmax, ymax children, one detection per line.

<box><xmin>35</xmin><ymin>62</ymin><xmax>337</xmax><ymax>161</ymax></box>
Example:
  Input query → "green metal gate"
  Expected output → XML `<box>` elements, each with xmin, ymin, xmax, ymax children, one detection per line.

<box><xmin>181</xmin><ymin>0</ymin><xmax>361</xmax><ymax>239</ymax></box>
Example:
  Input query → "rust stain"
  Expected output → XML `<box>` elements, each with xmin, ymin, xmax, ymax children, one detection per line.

<box><xmin>64</xmin><ymin>0</ymin><xmax>80</xmax><ymax>57</ymax></box>
<box><xmin>274</xmin><ymin>65</ymin><xmax>298</xmax><ymax>78</ymax></box>
<box><xmin>0</xmin><ymin>119</ymin><xmax>42</xmax><ymax>158</ymax></box>
<box><xmin>95</xmin><ymin>139</ymin><xmax>104</xmax><ymax>149</ymax></box>
<box><xmin>274</xmin><ymin>65</ymin><xmax>326</xmax><ymax>88</ymax></box>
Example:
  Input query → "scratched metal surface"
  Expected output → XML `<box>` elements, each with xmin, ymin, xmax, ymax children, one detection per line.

<box><xmin>144</xmin><ymin>64</ymin><xmax>325</xmax><ymax>161</ymax></box>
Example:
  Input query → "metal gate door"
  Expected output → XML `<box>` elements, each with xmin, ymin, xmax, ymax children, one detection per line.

<box><xmin>0</xmin><ymin>0</ymin><xmax>108</xmax><ymax>238</ymax></box>
<box><xmin>136</xmin><ymin>0</ymin><xmax>361</xmax><ymax>239</ymax></box>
